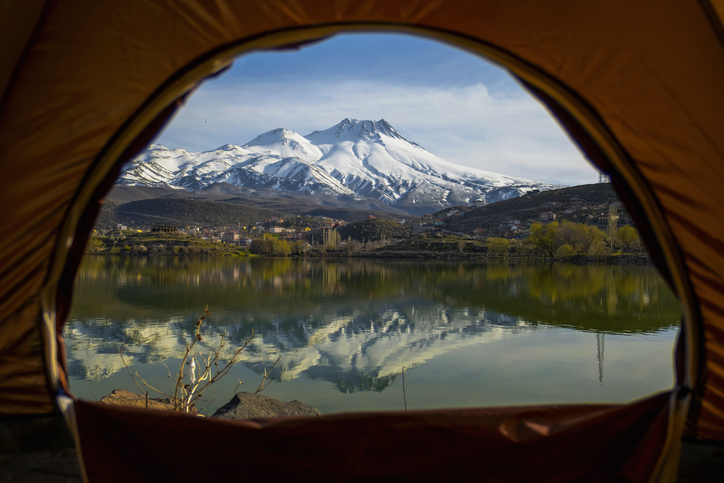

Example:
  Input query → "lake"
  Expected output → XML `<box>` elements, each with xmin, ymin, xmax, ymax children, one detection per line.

<box><xmin>64</xmin><ymin>256</ymin><xmax>681</xmax><ymax>415</ymax></box>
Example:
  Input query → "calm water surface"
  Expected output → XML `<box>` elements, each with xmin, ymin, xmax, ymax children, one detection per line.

<box><xmin>64</xmin><ymin>256</ymin><xmax>681</xmax><ymax>415</ymax></box>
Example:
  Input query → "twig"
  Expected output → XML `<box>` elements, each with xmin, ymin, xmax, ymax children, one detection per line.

<box><xmin>402</xmin><ymin>366</ymin><xmax>408</xmax><ymax>411</ymax></box>
<box><xmin>162</xmin><ymin>361</ymin><xmax>174</xmax><ymax>380</ymax></box>
<box><xmin>233</xmin><ymin>379</ymin><xmax>243</xmax><ymax>396</ymax></box>
<box><xmin>186</xmin><ymin>333</ymin><xmax>255</xmax><ymax>410</ymax></box>
<box><xmin>120</xmin><ymin>344</ymin><xmax>173</xmax><ymax>398</ymax></box>
<box><xmin>119</xmin><ymin>345</ymin><xmax>144</xmax><ymax>394</ymax></box>
<box><xmin>173</xmin><ymin>306</ymin><xmax>209</xmax><ymax>410</ymax></box>
<box><xmin>131</xmin><ymin>369</ymin><xmax>173</xmax><ymax>398</ymax></box>
<box><xmin>255</xmin><ymin>355</ymin><xmax>281</xmax><ymax>394</ymax></box>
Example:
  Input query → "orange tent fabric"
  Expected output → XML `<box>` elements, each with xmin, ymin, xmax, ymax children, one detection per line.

<box><xmin>2</xmin><ymin>0</ymin><xmax>724</xmax><ymax>480</ymax></box>
<box><xmin>75</xmin><ymin>393</ymin><xmax>671</xmax><ymax>482</ymax></box>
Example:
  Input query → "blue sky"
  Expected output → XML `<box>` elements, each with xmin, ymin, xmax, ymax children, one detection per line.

<box><xmin>156</xmin><ymin>33</ymin><xmax>598</xmax><ymax>186</ymax></box>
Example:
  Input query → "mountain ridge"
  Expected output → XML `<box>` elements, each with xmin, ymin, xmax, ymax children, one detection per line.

<box><xmin>119</xmin><ymin>118</ymin><xmax>562</xmax><ymax>215</ymax></box>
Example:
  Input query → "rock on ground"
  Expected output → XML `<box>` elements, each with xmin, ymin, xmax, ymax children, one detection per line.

<box><xmin>99</xmin><ymin>389</ymin><xmax>196</xmax><ymax>414</ymax></box>
<box><xmin>211</xmin><ymin>392</ymin><xmax>321</xmax><ymax>420</ymax></box>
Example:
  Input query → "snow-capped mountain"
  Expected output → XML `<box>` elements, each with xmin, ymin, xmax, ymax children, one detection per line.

<box><xmin>119</xmin><ymin>119</ymin><xmax>562</xmax><ymax>214</ymax></box>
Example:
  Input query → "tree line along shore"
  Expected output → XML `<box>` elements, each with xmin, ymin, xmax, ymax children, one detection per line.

<box><xmin>87</xmin><ymin>216</ymin><xmax>649</xmax><ymax>264</ymax></box>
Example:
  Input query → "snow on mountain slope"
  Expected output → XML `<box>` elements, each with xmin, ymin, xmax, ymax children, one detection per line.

<box><xmin>118</xmin><ymin>119</ymin><xmax>562</xmax><ymax>214</ymax></box>
<box><xmin>244</xmin><ymin>128</ymin><xmax>323</xmax><ymax>162</ymax></box>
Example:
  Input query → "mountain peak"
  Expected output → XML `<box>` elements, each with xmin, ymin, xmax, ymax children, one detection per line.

<box><xmin>306</xmin><ymin>118</ymin><xmax>409</xmax><ymax>144</ymax></box>
<box><xmin>244</xmin><ymin>128</ymin><xmax>306</xmax><ymax>147</ymax></box>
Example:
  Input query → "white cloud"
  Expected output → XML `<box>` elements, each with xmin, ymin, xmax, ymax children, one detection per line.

<box><xmin>156</xmin><ymin>77</ymin><xmax>598</xmax><ymax>186</ymax></box>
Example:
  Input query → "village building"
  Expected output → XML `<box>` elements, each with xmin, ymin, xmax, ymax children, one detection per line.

<box><xmin>221</xmin><ymin>232</ymin><xmax>239</xmax><ymax>243</ymax></box>
<box><xmin>151</xmin><ymin>225</ymin><xmax>177</xmax><ymax>233</ymax></box>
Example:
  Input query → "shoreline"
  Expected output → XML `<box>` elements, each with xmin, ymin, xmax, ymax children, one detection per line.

<box><xmin>87</xmin><ymin>251</ymin><xmax>651</xmax><ymax>265</ymax></box>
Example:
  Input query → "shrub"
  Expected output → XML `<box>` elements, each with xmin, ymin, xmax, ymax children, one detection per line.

<box><xmin>556</xmin><ymin>244</ymin><xmax>577</xmax><ymax>260</ymax></box>
<box><xmin>250</xmin><ymin>234</ymin><xmax>290</xmax><ymax>256</ymax></box>
<box><xmin>589</xmin><ymin>239</ymin><xmax>610</xmax><ymax>259</ymax></box>
<box><xmin>487</xmin><ymin>237</ymin><xmax>510</xmax><ymax>257</ymax></box>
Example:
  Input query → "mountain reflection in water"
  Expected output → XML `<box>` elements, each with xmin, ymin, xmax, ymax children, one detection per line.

<box><xmin>65</xmin><ymin>257</ymin><xmax>680</xmax><ymax>414</ymax></box>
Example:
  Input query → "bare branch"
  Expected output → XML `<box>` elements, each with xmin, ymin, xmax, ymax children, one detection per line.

<box><xmin>255</xmin><ymin>355</ymin><xmax>281</xmax><ymax>394</ymax></box>
<box><xmin>119</xmin><ymin>345</ymin><xmax>144</xmax><ymax>394</ymax></box>
<box><xmin>132</xmin><ymin>369</ymin><xmax>173</xmax><ymax>398</ymax></box>
<box><xmin>233</xmin><ymin>379</ymin><xmax>243</xmax><ymax>396</ymax></box>
<box><xmin>119</xmin><ymin>307</ymin><xmax>265</xmax><ymax>415</ymax></box>
<box><xmin>162</xmin><ymin>361</ymin><xmax>174</xmax><ymax>380</ymax></box>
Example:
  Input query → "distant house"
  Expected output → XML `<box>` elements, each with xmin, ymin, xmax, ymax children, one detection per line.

<box><xmin>151</xmin><ymin>225</ymin><xmax>177</xmax><ymax>233</ymax></box>
<box><xmin>268</xmin><ymin>226</ymin><xmax>286</xmax><ymax>234</ymax></box>
<box><xmin>542</xmin><ymin>201</ymin><xmax>562</xmax><ymax>209</ymax></box>
<box><xmin>539</xmin><ymin>212</ymin><xmax>556</xmax><ymax>221</ymax></box>
<box><xmin>221</xmin><ymin>232</ymin><xmax>239</xmax><ymax>243</ymax></box>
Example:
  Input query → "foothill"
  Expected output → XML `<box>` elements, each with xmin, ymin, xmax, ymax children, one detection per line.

<box><xmin>88</xmin><ymin>182</ymin><xmax>647</xmax><ymax>263</ymax></box>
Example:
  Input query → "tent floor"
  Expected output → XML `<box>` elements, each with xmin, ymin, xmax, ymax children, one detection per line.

<box><xmin>678</xmin><ymin>439</ymin><xmax>724</xmax><ymax>482</ymax></box>
<box><xmin>0</xmin><ymin>414</ymin><xmax>82</xmax><ymax>482</ymax></box>
<box><xmin>2</xmin><ymin>412</ymin><xmax>724</xmax><ymax>481</ymax></box>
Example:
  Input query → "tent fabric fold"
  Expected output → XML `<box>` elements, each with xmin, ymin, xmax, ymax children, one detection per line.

<box><xmin>2</xmin><ymin>0</ymin><xmax>724</xmax><ymax>479</ymax></box>
<box><xmin>75</xmin><ymin>392</ymin><xmax>671</xmax><ymax>482</ymax></box>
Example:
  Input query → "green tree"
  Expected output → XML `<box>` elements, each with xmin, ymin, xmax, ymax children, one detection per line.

<box><xmin>526</xmin><ymin>221</ymin><xmax>559</xmax><ymax>257</ymax></box>
<box><xmin>557</xmin><ymin>221</ymin><xmax>579</xmax><ymax>249</ymax></box>
<box><xmin>607</xmin><ymin>204</ymin><xmax>619</xmax><ymax>249</ymax></box>
<box><xmin>574</xmin><ymin>224</ymin><xmax>606</xmax><ymax>253</ymax></box>
<box><xmin>616</xmin><ymin>225</ymin><xmax>640</xmax><ymax>252</ymax></box>
<box><xmin>249</xmin><ymin>234</ymin><xmax>275</xmax><ymax>255</ymax></box>
<box><xmin>556</xmin><ymin>244</ymin><xmax>577</xmax><ymax>260</ymax></box>
<box><xmin>89</xmin><ymin>237</ymin><xmax>105</xmax><ymax>253</ymax></box>
<box><xmin>323</xmin><ymin>228</ymin><xmax>341</xmax><ymax>250</ymax></box>
<box><xmin>291</xmin><ymin>240</ymin><xmax>309</xmax><ymax>255</ymax></box>
<box><xmin>487</xmin><ymin>237</ymin><xmax>510</xmax><ymax>257</ymax></box>
<box><xmin>589</xmin><ymin>239</ymin><xmax>610</xmax><ymax>259</ymax></box>
<box><xmin>272</xmin><ymin>238</ymin><xmax>291</xmax><ymax>257</ymax></box>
